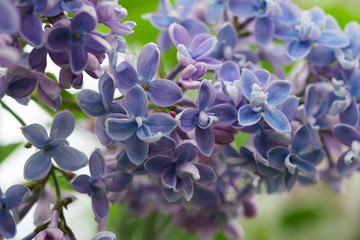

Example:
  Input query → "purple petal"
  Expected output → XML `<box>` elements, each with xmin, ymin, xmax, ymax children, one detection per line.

<box><xmin>286</xmin><ymin>40</ymin><xmax>311</xmax><ymax>61</ymax></box>
<box><xmin>24</xmin><ymin>151</ymin><xmax>52</xmax><ymax>180</ymax></box>
<box><xmin>162</xmin><ymin>165</ymin><xmax>177</xmax><ymax>189</ymax></box>
<box><xmin>137</xmin><ymin>43</ymin><xmax>160</xmax><ymax>84</ymax></box>
<box><xmin>164</xmin><ymin>188</ymin><xmax>181</xmax><ymax>202</ymax></box>
<box><xmin>19</xmin><ymin>13</ymin><xmax>43</xmax><ymax>47</ymax></box>
<box><xmin>190</xmin><ymin>34</ymin><xmax>217</xmax><ymax>60</ymax></box>
<box><xmin>195</xmin><ymin>126</ymin><xmax>214</xmax><ymax>156</ymax></box>
<box><xmin>207</xmin><ymin>103</ymin><xmax>237</xmax><ymax>127</ymax></box>
<box><xmin>263</xmin><ymin>107</ymin><xmax>291</xmax><ymax>132</ymax></box>
<box><xmin>123</xmin><ymin>85</ymin><xmax>148</xmax><ymax>118</ymax></box>
<box><xmin>51</xmin><ymin>146</ymin><xmax>87</xmax><ymax>171</ymax></box>
<box><xmin>147</xmin><ymin>79</ymin><xmax>183</xmax><ymax>107</ymax></box>
<box><xmin>176</xmin><ymin>108</ymin><xmax>198</xmax><ymax>132</ymax></box>
<box><xmin>28</xmin><ymin>47</ymin><xmax>47</xmax><ymax>70</ymax></box>
<box><xmin>77</xmin><ymin>90</ymin><xmax>106</xmax><ymax>116</ymax></box>
<box><xmin>268</xmin><ymin>147</ymin><xmax>289</xmax><ymax>168</ymax></box>
<box><xmin>0</xmin><ymin>1</ymin><xmax>19</xmax><ymax>34</ymax></box>
<box><xmin>95</xmin><ymin>117</ymin><xmax>112</xmax><ymax>146</ymax></box>
<box><xmin>339</xmin><ymin>100</ymin><xmax>359</xmax><ymax>126</ymax></box>
<box><xmin>99</xmin><ymin>74</ymin><xmax>114</xmax><ymax>111</ymax></box>
<box><xmin>70</xmin><ymin>45</ymin><xmax>88</xmax><ymax>74</ymax></box>
<box><xmin>114</xmin><ymin>61</ymin><xmax>139</xmax><ymax>91</ymax></box>
<box><xmin>266</xmin><ymin>81</ymin><xmax>291</xmax><ymax>106</ymax></box>
<box><xmin>199</xmin><ymin>57</ymin><xmax>222</xmax><ymax>70</ymax></box>
<box><xmin>105</xmin><ymin>118</ymin><xmax>137</xmax><ymax>141</ymax></box>
<box><xmin>46</xmin><ymin>27</ymin><xmax>72</xmax><ymax>52</ymax></box>
<box><xmin>84</xmin><ymin>34</ymin><xmax>111</xmax><ymax>56</ymax></box>
<box><xmin>350</xmin><ymin>70</ymin><xmax>360</xmax><ymax>98</ymax></box>
<box><xmin>179</xmin><ymin>176</ymin><xmax>194</xmax><ymax>201</ymax></box>
<box><xmin>157</xmin><ymin>30</ymin><xmax>173</xmax><ymax>52</ymax></box>
<box><xmin>315</xmin><ymin>30</ymin><xmax>349</xmax><ymax>48</ymax></box>
<box><xmin>89</xmin><ymin>149</ymin><xmax>105</xmax><ymax>178</ymax></box>
<box><xmin>0</xmin><ymin>208</ymin><xmax>16</xmax><ymax>239</ymax></box>
<box><xmin>136</xmin><ymin>125</ymin><xmax>162</xmax><ymax>143</ymax></box>
<box><xmin>70</xmin><ymin>175</ymin><xmax>92</xmax><ymax>193</ymax></box>
<box><xmin>206</xmin><ymin>1</ymin><xmax>224</xmax><ymax>24</ymax></box>
<box><xmin>72</xmin><ymin>5</ymin><xmax>97</xmax><ymax>32</ymax></box>
<box><xmin>229</xmin><ymin>0</ymin><xmax>258</xmax><ymax>17</ymax></box>
<box><xmin>181</xmin><ymin>18</ymin><xmax>208</xmax><ymax>39</ymax></box>
<box><xmin>292</xmin><ymin>125</ymin><xmax>311</xmax><ymax>154</ymax></box>
<box><xmin>145</xmin><ymin>156</ymin><xmax>173</xmax><ymax>175</ymax></box>
<box><xmin>91</xmin><ymin>190</ymin><xmax>109</xmax><ymax>219</ymax></box>
<box><xmin>193</xmin><ymin>163</ymin><xmax>217</xmax><ymax>185</ymax></box>
<box><xmin>6</xmin><ymin>77</ymin><xmax>37</xmax><ymax>99</ymax></box>
<box><xmin>255</xmin><ymin>17</ymin><xmax>273</xmax><ymax>46</ymax></box>
<box><xmin>197</xmin><ymin>80</ymin><xmax>215</xmax><ymax>111</ymax></box>
<box><xmin>219</xmin><ymin>61</ymin><xmax>240</xmax><ymax>82</ymax></box>
<box><xmin>104</xmin><ymin>172</ymin><xmax>133</xmax><ymax>192</ymax></box>
<box><xmin>125</xmin><ymin>133</ymin><xmax>149</xmax><ymax>165</ymax></box>
<box><xmin>300</xmin><ymin>149</ymin><xmax>325</xmax><ymax>166</ymax></box>
<box><xmin>21</xmin><ymin>124</ymin><xmax>48</xmax><ymax>148</ymax></box>
<box><xmin>4</xmin><ymin>185</ymin><xmax>28</xmax><ymax>209</ymax></box>
<box><xmin>278</xmin><ymin>96</ymin><xmax>299</xmax><ymax>122</ymax></box>
<box><xmin>174</xmin><ymin>141</ymin><xmax>199</xmax><ymax>162</ymax></box>
<box><xmin>144</xmin><ymin>113</ymin><xmax>176</xmax><ymax>135</ymax></box>
<box><xmin>240</xmin><ymin>68</ymin><xmax>261</xmax><ymax>100</ymax></box>
<box><xmin>238</xmin><ymin>105</ymin><xmax>261</xmax><ymax>126</ymax></box>
<box><xmin>50</xmin><ymin>110</ymin><xmax>75</xmax><ymax>139</ymax></box>
<box><xmin>217</xmin><ymin>22</ymin><xmax>237</xmax><ymax>48</ymax></box>
<box><xmin>333</xmin><ymin>124</ymin><xmax>360</xmax><ymax>146</ymax></box>
<box><xmin>169</xmin><ymin>23</ymin><xmax>191</xmax><ymax>48</ymax></box>
<box><xmin>37</xmin><ymin>81</ymin><xmax>61</xmax><ymax>111</ymax></box>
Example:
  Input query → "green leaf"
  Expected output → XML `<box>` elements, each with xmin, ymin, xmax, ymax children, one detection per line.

<box><xmin>234</xmin><ymin>132</ymin><xmax>249</xmax><ymax>149</ymax></box>
<box><xmin>0</xmin><ymin>142</ymin><xmax>22</xmax><ymax>163</ymax></box>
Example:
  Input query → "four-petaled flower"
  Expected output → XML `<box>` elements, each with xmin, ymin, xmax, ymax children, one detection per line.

<box><xmin>21</xmin><ymin>111</ymin><xmax>88</xmax><ymax>180</ymax></box>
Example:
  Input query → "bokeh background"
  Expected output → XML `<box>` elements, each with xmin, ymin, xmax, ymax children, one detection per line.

<box><xmin>0</xmin><ymin>0</ymin><xmax>360</xmax><ymax>239</ymax></box>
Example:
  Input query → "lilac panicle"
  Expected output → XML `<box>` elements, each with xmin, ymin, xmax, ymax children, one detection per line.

<box><xmin>176</xmin><ymin>80</ymin><xmax>237</xmax><ymax>156</ymax></box>
<box><xmin>46</xmin><ymin>5</ymin><xmax>111</xmax><ymax>74</ymax></box>
<box><xmin>105</xmin><ymin>85</ymin><xmax>177</xmax><ymax>165</ymax></box>
<box><xmin>145</xmin><ymin>141</ymin><xmax>217</xmax><ymax>202</ymax></box>
<box><xmin>71</xmin><ymin>149</ymin><xmax>132</xmax><ymax>218</ymax></box>
<box><xmin>21</xmin><ymin>111</ymin><xmax>88</xmax><ymax>180</ymax></box>
<box><xmin>238</xmin><ymin>68</ymin><xmax>291</xmax><ymax>132</ymax></box>
<box><xmin>0</xmin><ymin>185</ymin><xmax>28</xmax><ymax>239</ymax></box>
<box><xmin>114</xmin><ymin>42</ymin><xmax>183</xmax><ymax>107</ymax></box>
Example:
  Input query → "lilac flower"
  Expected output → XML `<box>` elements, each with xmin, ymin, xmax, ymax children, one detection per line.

<box><xmin>177</xmin><ymin>62</ymin><xmax>207</xmax><ymax>89</ymax></box>
<box><xmin>145</xmin><ymin>141</ymin><xmax>217</xmax><ymax>202</ymax></box>
<box><xmin>46</xmin><ymin>5</ymin><xmax>111</xmax><ymax>74</ymax></box>
<box><xmin>105</xmin><ymin>85</ymin><xmax>177</xmax><ymax>165</ymax></box>
<box><xmin>71</xmin><ymin>149</ymin><xmax>132</xmax><ymax>218</ymax></box>
<box><xmin>43</xmin><ymin>0</ymin><xmax>84</xmax><ymax>16</ymax></box>
<box><xmin>78</xmin><ymin>73</ymin><xmax>126</xmax><ymax>145</ymax></box>
<box><xmin>176</xmin><ymin>80</ymin><xmax>237</xmax><ymax>156</ymax></box>
<box><xmin>95</xmin><ymin>0</ymin><xmax>136</xmax><ymax>36</ymax></box>
<box><xmin>0</xmin><ymin>185</ymin><xmax>28</xmax><ymax>239</ymax></box>
<box><xmin>3</xmin><ymin>57</ymin><xmax>62</xmax><ymax>110</ymax></box>
<box><xmin>238</xmin><ymin>68</ymin><xmax>291</xmax><ymax>132</ymax></box>
<box><xmin>333</xmin><ymin>124</ymin><xmax>360</xmax><ymax>175</ymax></box>
<box><xmin>143</xmin><ymin>0</ymin><xmax>207</xmax><ymax>52</ymax></box>
<box><xmin>114</xmin><ymin>42</ymin><xmax>183</xmax><ymax>107</ymax></box>
<box><xmin>214</xmin><ymin>60</ymin><xmax>243</xmax><ymax>106</ymax></box>
<box><xmin>268</xmin><ymin>125</ymin><xmax>324</xmax><ymax>191</ymax></box>
<box><xmin>169</xmin><ymin>23</ymin><xmax>222</xmax><ymax>70</ymax></box>
<box><xmin>276</xmin><ymin>7</ymin><xmax>349</xmax><ymax>60</ymax></box>
<box><xmin>21</xmin><ymin>111</ymin><xmax>88</xmax><ymax>180</ymax></box>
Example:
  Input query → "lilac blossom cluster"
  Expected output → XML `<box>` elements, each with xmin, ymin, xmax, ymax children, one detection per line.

<box><xmin>0</xmin><ymin>0</ymin><xmax>360</xmax><ymax>239</ymax></box>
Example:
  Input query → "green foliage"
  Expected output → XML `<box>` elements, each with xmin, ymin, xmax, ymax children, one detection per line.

<box><xmin>0</xmin><ymin>142</ymin><xmax>22</xmax><ymax>163</ymax></box>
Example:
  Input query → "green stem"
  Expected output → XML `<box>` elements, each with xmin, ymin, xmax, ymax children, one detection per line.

<box><xmin>50</xmin><ymin>167</ymin><xmax>67</xmax><ymax>228</ymax></box>
<box><xmin>0</xmin><ymin>100</ymin><xmax>26</xmax><ymax>126</ymax></box>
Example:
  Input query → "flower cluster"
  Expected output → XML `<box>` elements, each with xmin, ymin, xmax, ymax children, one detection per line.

<box><xmin>1</xmin><ymin>0</ymin><xmax>360</xmax><ymax>239</ymax></box>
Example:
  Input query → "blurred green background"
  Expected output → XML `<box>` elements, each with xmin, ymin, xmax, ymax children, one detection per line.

<box><xmin>105</xmin><ymin>1</ymin><xmax>360</xmax><ymax>240</ymax></box>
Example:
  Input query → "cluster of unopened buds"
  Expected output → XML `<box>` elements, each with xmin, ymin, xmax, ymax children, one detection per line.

<box><xmin>0</xmin><ymin>0</ymin><xmax>360</xmax><ymax>239</ymax></box>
